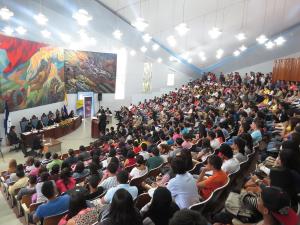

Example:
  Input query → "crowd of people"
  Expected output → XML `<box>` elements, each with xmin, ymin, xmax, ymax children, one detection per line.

<box><xmin>2</xmin><ymin>71</ymin><xmax>300</xmax><ymax>225</ymax></box>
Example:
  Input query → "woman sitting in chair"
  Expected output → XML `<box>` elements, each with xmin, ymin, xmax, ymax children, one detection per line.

<box><xmin>7</xmin><ymin>126</ymin><xmax>20</xmax><ymax>145</ymax></box>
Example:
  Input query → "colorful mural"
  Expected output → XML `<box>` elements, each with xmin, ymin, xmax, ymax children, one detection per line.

<box><xmin>0</xmin><ymin>34</ymin><xmax>65</xmax><ymax>112</ymax></box>
<box><xmin>64</xmin><ymin>50</ymin><xmax>117</xmax><ymax>93</ymax></box>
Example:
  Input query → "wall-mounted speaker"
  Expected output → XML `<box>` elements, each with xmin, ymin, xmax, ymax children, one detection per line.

<box><xmin>98</xmin><ymin>93</ymin><xmax>102</xmax><ymax>101</ymax></box>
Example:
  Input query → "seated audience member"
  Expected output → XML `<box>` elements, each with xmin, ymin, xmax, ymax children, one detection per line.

<box><xmin>196</xmin><ymin>155</ymin><xmax>228</xmax><ymax>200</ymax></box>
<box><xmin>49</xmin><ymin>164</ymin><xmax>60</xmax><ymax>181</ymax></box>
<box><xmin>17</xmin><ymin>175</ymin><xmax>37</xmax><ymax>201</ymax></box>
<box><xmin>219</xmin><ymin>144</ymin><xmax>240</xmax><ymax>174</ymax></box>
<box><xmin>25</xmin><ymin>157</ymin><xmax>35</xmax><ymax>173</ymax></box>
<box><xmin>29</xmin><ymin>160</ymin><xmax>41</xmax><ymax>176</ymax></box>
<box><xmin>102</xmin><ymin>170</ymin><xmax>138</xmax><ymax>204</ymax></box>
<box><xmin>34</xmin><ymin>172</ymin><xmax>51</xmax><ymax>203</ymax></box>
<box><xmin>78</xmin><ymin>145</ymin><xmax>90</xmax><ymax>161</ymax></box>
<box><xmin>232</xmin><ymin>137</ymin><xmax>248</xmax><ymax>163</ymax></box>
<box><xmin>141</xmin><ymin>187</ymin><xmax>179</xmax><ymax>225</ymax></box>
<box><xmin>56</xmin><ymin>168</ymin><xmax>76</xmax><ymax>194</ymax></box>
<box><xmin>59</xmin><ymin>190</ymin><xmax>100</xmax><ymax>225</ymax></box>
<box><xmin>7</xmin><ymin>126</ymin><xmax>20</xmax><ymax>145</ymax></box>
<box><xmin>207</xmin><ymin>131</ymin><xmax>221</xmax><ymax>150</ymax></box>
<box><xmin>64</xmin><ymin>149</ymin><xmax>78</xmax><ymax>166</ymax></box>
<box><xmin>180</xmin><ymin>149</ymin><xmax>193</xmax><ymax>171</ymax></box>
<box><xmin>33</xmin><ymin>181</ymin><xmax>70</xmax><ymax>223</ymax></box>
<box><xmin>254</xmin><ymin>186</ymin><xmax>299</xmax><ymax>225</ymax></box>
<box><xmin>9</xmin><ymin>165</ymin><xmax>29</xmax><ymax>195</ymax></box>
<box><xmin>146</xmin><ymin>147</ymin><xmax>164</xmax><ymax>170</ymax></box>
<box><xmin>124</xmin><ymin>150</ymin><xmax>137</xmax><ymax>168</ymax></box>
<box><xmin>196</xmin><ymin>138</ymin><xmax>213</xmax><ymax>162</ymax></box>
<box><xmin>133</xmin><ymin>140</ymin><xmax>142</xmax><ymax>154</ymax></box>
<box><xmin>169</xmin><ymin>209</ymin><xmax>208</xmax><ymax>225</ymax></box>
<box><xmin>250</xmin><ymin>118</ymin><xmax>263</xmax><ymax>145</ymax></box>
<box><xmin>85</xmin><ymin>175</ymin><xmax>104</xmax><ymax>201</ymax></box>
<box><xmin>47</xmin><ymin>153</ymin><xmax>63</xmax><ymax>171</ymax></box>
<box><xmin>72</xmin><ymin>161</ymin><xmax>89</xmax><ymax>180</ymax></box>
<box><xmin>97</xmin><ymin>189</ymin><xmax>143</xmax><ymax>225</ymax></box>
<box><xmin>158</xmin><ymin>144</ymin><xmax>171</xmax><ymax>162</ymax></box>
<box><xmin>169</xmin><ymin>138</ymin><xmax>184</xmax><ymax>159</ymax></box>
<box><xmin>98</xmin><ymin>162</ymin><xmax>119</xmax><ymax>191</ymax></box>
<box><xmin>182</xmin><ymin>134</ymin><xmax>193</xmax><ymax>149</ymax></box>
<box><xmin>167</xmin><ymin>157</ymin><xmax>200</xmax><ymax>209</ymax></box>
<box><xmin>139</xmin><ymin>143</ymin><xmax>150</xmax><ymax>160</ymax></box>
<box><xmin>5</xmin><ymin>159</ymin><xmax>18</xmax><ymax>184</ymax></box>
<box><xmin>41</xmin><ymin>152</ymin><xmax>52</xmax><ymax>165</ymax></box>
<box><xmin>130</xmin><ymin>155</ymin><xmax>148</xmax><ymax>179</ymax></box>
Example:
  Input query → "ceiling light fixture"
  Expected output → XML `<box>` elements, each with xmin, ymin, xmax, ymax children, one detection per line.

<box><xmin>130</xmin><ymin>50</ymin><xmax>136</xmax><ymax>56</ymax></box>
<box><xmin>140</xmin><ymin>46</ymin><xmax>147</xmax><ymax>52</ymax></box>
<box><xmin>167</xmin><ymin>35</ymin><xmax>177</xmax><ymax>47</ymax></box>
<box><xmin>198</xmin><ymin>52</ymin><xmax>206</xmax><ymax>61</ymax></box>
<box><xmin>152</xmin><ymin>43</ymin><xmax>160</xmax><ymax>51</ymax></box>
<box><xmin>274</xmin><ymin>36</ymin><xmax>286</xmax><ymax>46</ymax></box>
<box><xmin>216</xmin><ymin>49</ymin><xmax>224</xmax><ymax>59</ymax></box>
<box><xmin>132</xmin><ymin>17</ymin><xmax>149</xmax><ymax>31</ymax></box>
<box><xmin>59</xmin><ymin>33</ymin><xmax>71</xmax><ymax>42</ymax></box>
<box><xmin>175</xmin><ymin>22</ymin><xmax>190</xmax><ymax>36</ymax></box>
<box><xmin>265</xmin><ymin>40</ymin><xmax>275</xmax><ymax>49</ymax></box>
<box><xmin>16</xmin><ymin>26</ymin><xmax>27</xmax><ymax>35</ymax></box>
<box><xmin>142</xmin><ymin>33</ymin><xmax>152</xmax><ymax>43</ymax></box>
<box><xmin>157</xmin><ymin>58</ymin><xmax>162</xmax><ymax>63</ymax></box>
<box><xmin>208</xmin><ymin>27</ymin><xmax>222</xmax><ymax>39</ymax></box>
<box><xmin>235</xmin><ymin>32</ymin><xmax>246</xmax><ymax>41</ymax></box>
<box><xmin>256</xmin><ymin>34</ymin><xmax>268</xmax><ymax>44</ymax></box>
<box><xmin>233</xmin><ymin>50</ymin><xmax>240</xmax><ymax>56</ymax></box>
<box><xmin>169</xmin><ymin>56</ymin><xmax>179</xmax><ymax>62</ymax></box>
<box><xmin>34</xmin><ymin>13</ymin><xmax>48</xmax><ymax>26</ymax></box>
<box><xmin>239</xmin><ymin>45</ymin><xmax>247</xmax><ymax>51</ymax></box>
<box><xmin>0</xmin><ymin>7</ymin><xmax>14</xmax><ymax>20</ymax></box>
<box><xmin>41</xmin><ymin>29</ymin><xmax>51</xmax><ymax>38</ymax></box>
<box><xmin>187</xmin><ymin>58</ymin><xmax>192</xmax><ymax>63</ymax></box>
<box><xmin>113</xmin><ymin>29</ymin><xmax>123</xmax><ymax>40</ymax></box>
<box><xmin>72</xmin><ymin>9</ymin><xmax>92</xmax><ymax>26</ymax></box>
<box><xmin>2</xmin><ymin>26</ymin><xmax>14</xmax><ymax>36</ymax></box>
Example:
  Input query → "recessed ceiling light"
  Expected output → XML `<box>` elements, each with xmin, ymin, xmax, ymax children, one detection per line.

<box><xmin>274</xmin><ymin>36</ymin><xmax>286</xmax><ymax>46</ymax></box>
<box><xmin>16</xmin><ymin>26</ymin><xmax>27</xmax><ymax>35</ymax></box>
<box><xmin>180</xmin><ymin>53</ymin><xmax>189</xmax><ymax>60</ymax></box>
<box><xmin>235</xmin><ymin>32</ymin><xmax>246</xmax><ymax>41</ymax></box>
<box><xmin>72</xmin><ymin>9</ymin><xmax>92</xmax><ymax>26</ymax></box>
<box><xmin>41</xmin><ymin>29</ymin><xmax>51</xmax><ymax>38</ymax></box>
<box><xmin>256</xmin><ymin>34</ymin><xmax>268</xmax><ymax>44</ymax></box>
<box><xmin>167</xmin><ymin>35</ymin><xmax>176</xmax><ymax>47</ymax></box>
<box><xmin>265</xmin><ymin>41</ymin><xmax>275</xmax><ymax>49</ymax></box>
<box><xmin>208</xmin><ymin>27</ymin><xmax>222</xmax><ymax>39</ymax></box>
<box><xmin>2</xmin><ymin>26</ymin><xmax>14</xmax><ymax>35</ymax></box>
<box><xmin>239</xmin><ymin>45</ymin><xmax>247</xmax><ymax>51</ymax></box>
<box><xmin>216</xmin><ymin>49</ymin><xmax>224</xmax><ymax>59</ymax></box>
<box><xmin>169</xmin><ymin>56</ymin><xmax>179</xmax><ymax>62</ymax></box>
<box><xmin>152</xmin><ymin>43</ymin><xmax>160</xmax><ymax>51</ymax></box>
<box><xmin>142</xmin><ymin>33</ymin><xmax>152</xmax><ymax>42</ymax></box>
<box><xmin>140</xmin><ymin>46</ymin><xmax>147</xmax><ymax>52</ymax></box>
<box><xmin>175</xmin><ymin>23</ymin><xmax>190</xmax><ymax>36</ymax></box>
<box><xmin>113</xmin><ymin>29</ymin><xmax>123</xmax><ymax>40</ymax></box>
<box><xmin>130</xmin><ymin>50</ymin><xmax>136</xmax><ymax>56</ymax></box>
<box><xmin>34</xmin><ymin>13</ymin><xmax>48</xmax><ymax>26</ymax></box>
<box><xmin>157</xmin><ymin>58</ymin><xmax>162</xmax><ymax>63</ymax></box>
<box><xmin>233</xmin><ymin>50</ymin><xmax>240</xmax><ymax>56</ymax></box>
<box><xmin>59</xmin><ymin>33</ymin><xmax>71</xmax><ymax>42</ymax></box>
<box><xmin>0</xmin><ymin>7</ymin><xmax>14</xmax><ymax>20</ymax></box>
<box><xmin>187</xmin><ymin>58</ymin><xmax>192</xmax><ymax>63</ymax></box>
<box><xmin>132</xmin><ymin>17</ymin><xmax>148</xmax><ymax>31</ymax></box>
<box><xmin>201</xmin><ymin>56</ymin><xmax>207</xmax><ymax>61</ymax></box>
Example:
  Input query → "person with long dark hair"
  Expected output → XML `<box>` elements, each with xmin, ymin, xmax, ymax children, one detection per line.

<box><xmin>141</xmin><ymin>187</ymin><xmax>179</xmax><ymax>225</ymax></box>
<box><xmin>58</xmin><ymin>190</ymin><xmax>100</xmax><ymax>225</ymax></box>
<box><xmin>98</xmin><ymin>189</ymin><xmax>142</xmax><ymax>225</ymax></box>
<box><xmin>56</xmin><ymin>168</ymin><xmax>76</xmax><ymax>194</ymax></box>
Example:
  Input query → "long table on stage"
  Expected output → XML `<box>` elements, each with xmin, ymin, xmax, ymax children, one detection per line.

<box><xmin>21</xmin><ymin>116</ymin><xmax>82</xmax><ymax>146</ymax></box>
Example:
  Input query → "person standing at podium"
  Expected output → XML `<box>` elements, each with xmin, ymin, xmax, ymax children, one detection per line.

<box><xmin>98</xmin><ymin>110</ymin><xmax>107</xmax><ymax>135</ymax></box>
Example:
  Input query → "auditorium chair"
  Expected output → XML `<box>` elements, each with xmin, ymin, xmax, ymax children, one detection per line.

<box><xmin>129</xmin><ymin>173</ymin><xmax>149</xmax><ymax>194</ymax></box>
<box><xmin>20</xmin><ymin>120</ymin><xmax>29</xmax><ymax>133</ymax></box>
<box><xmin>147</xmin><ymin>163</ymin><xmax>164</xmax><ymax>179</ymax></box>
<box><xmin>188</xmin><ymin>162</ymin><xmax>204</xmax><ymax>175</ymax></box>
<box><xmin>124</xmin><ymin>164</ymin><xmax>136</xmax><ymax>173</ymax></box>
<box><xmin>134</xmin><ymin>193</ymin><xmax>151</xmax><ymax>210</ymax></box>
<box><xmin>17</xmin><ymin>193</ymin><xmax>33</xmax><ymax>217</ymax></box>
<box><xmin>43</xmin><ymin>211</ymin><xmax>68</xmax><ymax>225</ymax></box>
<box><xmin>22</xmin><ymin>201</ymin><xmax>44</xmax><ymax>225</ymax></box>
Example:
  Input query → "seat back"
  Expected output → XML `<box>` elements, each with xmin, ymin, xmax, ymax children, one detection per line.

<box><xmin>188</xmin><ymin>162</ymin><xmax>204</xmax><ymax>175</ymax></box>
<box><xmin>129</xmin><ymin>173</ymin><xmax>148</xmax><ymax>191</ymax></box>
<box><xmin>125</xmin><ymin>164</ymin><xmax>136</xmax><ymax>173</ymax></box>
<box><xmin>29</xmin><ymin>201</ymin><xmax>44</xmax><ymax>213</ymax></box>
<box><xmin>31</xmin><ymin>118</ymin><xmax>39</xmax><ymax>128</ymax></box>
<box><xmin>147</xmin><ymin>164</ymin><xmax>163</xmax><ymax>179</ymax></box>
<box><xmin>43</xmin><ymin>211</ymin><xmax>68</xmax><ymax>225</ymax></box>
<box><xmin>20</xmin><ymin>120</ymin><xmax>29</xmax><ymax>133</ymax></box>
<box><xmin>21</xmin><ymin>194</ymin><xmax>33</xmax><ymax>209</ymax></box>
<box><xmin>134</xmin><ymin>193</ymin><xmax>151</xmax><ymax>210</ymax></box>
<box><xmin>41</xmin><ymin>116</ymin><xmax>49</xmax><ymax>126</ymax></box>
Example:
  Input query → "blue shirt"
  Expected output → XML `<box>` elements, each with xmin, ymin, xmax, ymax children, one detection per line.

<box><xmin>104</xmin><ymin>184</ymin><xmax>138</xmax><ymax>203</ymax></box>
<box><xmin>251</xmin><ymin>130</ymin><xmax>262</xmax><ymax>145</ymax></box>
<box><xmin>35</xmin><ymin>194</ymin><xmax>70</xmax><ymax>219</ymax></box>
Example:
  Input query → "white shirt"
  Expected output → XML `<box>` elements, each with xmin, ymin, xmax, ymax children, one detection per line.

<box><xmin>99</xmin><ymin>176</ymin><xmax>118</xmax><ymax>191</ymax></box>
<box><xmin>139</xmin><ymin>151</ymin><xmax>150</xmax><ymax>160</ymax></box>
<box><xmin>210</xmin><ymin>139</ymin><xmax>221</xmax><ymax>150</ymax></box>
<box><xmin>167</xmin><ymin>172</ymin><xmax>200</xmax><ymax>209</ymax></box>
<box><xmin>103</xmin><ymin>184</ymin><xmax>138</xmax><ymax>203</ymax></box>
<box><xmin>222</xmin><ymin>158</ymin><xmax>240</xmax><ymax>174</ymax></box>
<box><xmin>130</xmin><ymin>167</ymin><xmax>148</xmax><ymax>179</ymax></box>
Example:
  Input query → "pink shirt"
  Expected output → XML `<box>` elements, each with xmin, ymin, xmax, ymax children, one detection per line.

<box><xmin>173</xmin><ymin>133</ymin><xmax>182</xmax><ymax>141</ymax></box>
<box><xmin>182</xmin><ymin>141</ymin><xmax>192</xmax><ymax>149</ymax></box>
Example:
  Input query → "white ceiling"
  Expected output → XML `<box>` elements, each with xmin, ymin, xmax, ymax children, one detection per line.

<box><xmin>99</xmin><ymin>0</ymin><xmax>300</xmax><ymax>67</ymax></box>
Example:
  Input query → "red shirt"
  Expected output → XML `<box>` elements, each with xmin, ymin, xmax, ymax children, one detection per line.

<box><xmin>56</xmin><ymin>177</ymin><xmax>76</xmax><ymax>193</ymax></box>
<box><xmin>133</xmin><ymin>146</ymin><xmax>141</xmax><ymax>154</ymax></box>
<box><xmin>124</xmin><ymin>158</ymin><xmax>136</xmax><ymax>168</ymax></box>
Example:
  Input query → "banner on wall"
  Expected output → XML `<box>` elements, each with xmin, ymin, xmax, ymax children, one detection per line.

<box><xmin>76</xmin><ymin>100</ymin><xmax>84</xmax><ymax>116</ymax></box>
<box><xmin>77</xmin><ymin>92</ymin><xmax>94</xmax><ymax>118</ymax></box>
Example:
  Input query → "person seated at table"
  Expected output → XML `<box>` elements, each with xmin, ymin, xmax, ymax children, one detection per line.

<box><xmin>25</xmin><ymin>122</ymin><xmax>33</xmax><ymax>132</ymax></box>
<box><xmin>7</xmin><ymin>126</ymin><xmax>20</xmax><ymax>145</ymax></box>
<box><xmin>48</xmin><ymin>114</ymin><xmax>55</xmax><ymax>126</ymax></box>
<box><xmin>55</xmin><ymin>110</ymin><xmax>62</xmax><ymax>123</ymax></box>
<box><xmin>61</xmin><ymin>110</ymin><xmax>68</xmax><ymax>121</ymax></box>
<box><xmin>36</xmin><ymin>120</ymin><xmax>44</xmax><ymax>130</ymax></box>
<box><xmin>68</xmin><ymin>110</ymin><xmax>75</xmax><ymax>118</ymax></box>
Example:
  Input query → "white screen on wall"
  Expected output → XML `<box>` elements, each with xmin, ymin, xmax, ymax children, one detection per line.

<box><xmin>167</xmin><ymin>73</ymin><xmax>175</xmax><ymax>86</ymax></box>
